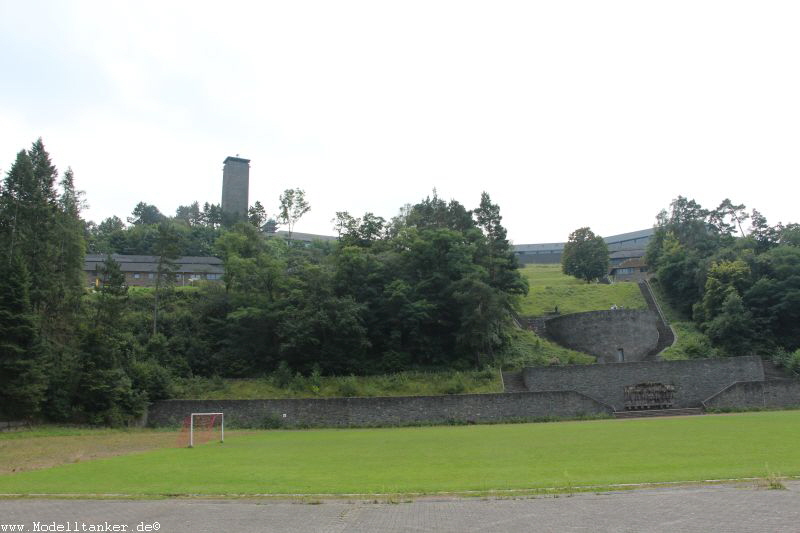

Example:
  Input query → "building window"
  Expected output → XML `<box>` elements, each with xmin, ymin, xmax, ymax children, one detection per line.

<box><xmin>133</xmin><ymin>273</ymin><xmax>141</xmax><ymax>279</ymax></box>
<box><xmin>206</xmin><ymin>273</ymin><xmax>222</xmax><ymax>280</ymax></box>
<box><xmin>148</xmin><ymin>273</ymin><xmax>155</xmax><ymax>279</ymax></box>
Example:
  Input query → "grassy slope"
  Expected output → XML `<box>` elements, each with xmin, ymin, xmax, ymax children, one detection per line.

<box><xmin>648</xmin><ymin>279</ymin><xmax>716</xmax><ymax>361</ymax></box>
<box><xmin>498</xmin><ymin>329</ymin><xmax>594</xmax><ymax>369</ymax></box>
<box><xmin>174</xmin><ymin>370</ymin><xmax>503</xmax><ymax>400</ymax></box>
<box><xmin>519</xmin><ymin>264</ymin><xmax>646</xmax><ymax>316</ymax></box>
<box><xmin>0</xmin><ymin>411</ymin><xmax>798</xmax><ymax>495</ymax></box>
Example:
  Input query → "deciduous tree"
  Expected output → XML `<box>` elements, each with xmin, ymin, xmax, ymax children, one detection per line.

<box><xmin>278</xmin><ymin>188</ymin><xmax>310</xmax><ymax>241</ymax></box>
<box><xmin>561</xmin><ymin>227</ymin><xmax>609</xmax><ymax>283</ymax></box>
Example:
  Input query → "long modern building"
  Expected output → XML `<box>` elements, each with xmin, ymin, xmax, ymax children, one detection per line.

<box><xmin>84</xmin><ymin>254</ymin><xmax>224</xmax><ymax>287</ymax></box>
<box><xmin>512</xmin><ymin>228</ymin><xmax>654</xmax><ymax>265</ymax></box>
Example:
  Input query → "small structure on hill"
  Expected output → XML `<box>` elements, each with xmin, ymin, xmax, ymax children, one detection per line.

<box><xmin>609</xmin><ymin>258</ymin><xmax>649</xmax><ymax>282</ymax></box>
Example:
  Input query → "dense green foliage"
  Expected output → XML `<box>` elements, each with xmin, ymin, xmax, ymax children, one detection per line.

<box><xmin>2</xmin><ymin>411</ymin><xmax>799</xmax><ymax>495</ymax></box>
<box><xmin>518</xmin><ymin>264</ymin><xmax>646</xmax><ymax>316</ymax></box>
<box><xmin>646</xmin><ymin>196</ymin><xmax>800</xmax><ymax>360</ymax></box>
<box><xmin>561</xmin><ymin>227</ymin><xmax>609</xmax><ymax>282</ymax></box>
<box><xmin>0</xmin><ymin>140</ymin><xmax>85</xmax><ymax>421</ymax></box>
<box><xmin>173</xmin><ymin>368</ymin><xmax>503</xmax><ymax>399</ymax></box>
<box><xmin>648</xmin><ymin>279</ymin><xmax>716</xmax><ymax>361</ymax></box>
<box><xmin>0</xmin><ymin>140</ymin><xmax>530</xmax><ymax>425</ymax></box>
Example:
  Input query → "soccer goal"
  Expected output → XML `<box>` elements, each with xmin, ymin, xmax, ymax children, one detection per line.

<box><xmin>178</xmin><ymin>412</ymin><xmax>224</xmax><ymax>448</ymax></box>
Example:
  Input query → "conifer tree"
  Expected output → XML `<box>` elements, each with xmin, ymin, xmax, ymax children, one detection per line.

<box><xmin>51</xmin><ymin>167</ymin><xmax>87</xmax><ymax>321</ymax></box>
<box><xmin>152</xmin><ymin>222</ymin><xmax>181</xmax><ymax>334</ymax></box>
<box><xmin>0</xmin><ymin>254</ymin><xmax>45</xmax><ymax>420</ymax></box>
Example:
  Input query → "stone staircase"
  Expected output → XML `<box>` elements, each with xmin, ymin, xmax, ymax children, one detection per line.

<box><xmin>762</xmin><ymin>360</ymin><xmax>798</xmax><ymax>380</ymax></box>
<box><xmin>638</xmin><ymin>279</ymin><xmax>675</xmax><ymax>358</ymax></box>
<box><xmin>516</xmin><ymin>316</ymin><xmax>549</xmax><ymax>337</ymax></box>
<box><xmin>501</xmin><ymin>371</ymin><xmax>528</xmax><ymax>393</ymax></box>
<box><xmin>613</xmin><ymin>407</ymin><xmax>704</xmax><ymax>419</ymax></box>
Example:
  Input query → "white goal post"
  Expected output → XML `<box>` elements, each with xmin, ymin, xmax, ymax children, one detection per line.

<box><xmin>189</xmin><ymin>412</ymin><xmax>224</xmax><ymax>448</ymax></box>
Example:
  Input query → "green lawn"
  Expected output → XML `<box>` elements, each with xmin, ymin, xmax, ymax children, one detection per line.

<box><xmin>519</xmin><ymin>264</ymin><xmax>646</xmax><ymax>316</ymax></box>
<box><xmin>1</xmin><ymin>411</ymin><xmax>798</xmax><ymax>496</ymax></box>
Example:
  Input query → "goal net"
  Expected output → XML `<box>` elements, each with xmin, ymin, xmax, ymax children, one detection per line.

<box><xmin>177</xmin><ymin>412</ymin><xmax>224</xmax><ymax>448</ymax></box>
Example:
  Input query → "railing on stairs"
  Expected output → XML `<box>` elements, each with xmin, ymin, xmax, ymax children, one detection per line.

<box><xmin>638</xmin><ymin>279</ymin><xmax>675</xmax><ymax>358</ymax></box>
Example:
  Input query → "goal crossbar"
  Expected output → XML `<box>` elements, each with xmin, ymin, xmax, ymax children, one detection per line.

<box><xmin>189</xmin><ymin>412</ymin><xmax>224</xmax><ymax>448</ymax></box>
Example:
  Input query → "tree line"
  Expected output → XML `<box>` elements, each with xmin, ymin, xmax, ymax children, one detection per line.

<box><xmin>646</xmin><ymin>196</ymin><xmax>800</xmax><ymax>360</ymax></box>
<box><xmin>0</xmin><ymin>139</ymin><xmax>528</xmax><ymax>425</ymax></box>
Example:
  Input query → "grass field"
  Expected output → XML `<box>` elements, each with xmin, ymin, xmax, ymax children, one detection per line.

<box><xmin>519</xmin><ymin>264</ymin><xmax>646</xmax><ymax>316</ymax></box>
<box><xmin>1</xmin><ymin>411</ymin><xmax>798</xmax><ymax>496</ymax></box>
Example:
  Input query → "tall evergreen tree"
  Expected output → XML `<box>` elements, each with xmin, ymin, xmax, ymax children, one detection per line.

<box><xmin>0</xmin><ymin>254</ymin><xmax>45</xmax><ymax>420</ymax></box>
<box><xmin>152</xmin><ymin>222</ymin><xmax>181</xmax><ymax>335</ymax></box>
<box><xmin>474</xmin><ymin>192</ymin><xmax>528</xmax><ymax>295</ymax></box>
<box><xmin>25</xmin><ymin>138</ymin><xmax>60</xmax><ymax>314</ymax></box>
<box><xmin>51</xmin><ymin>167</ymin><xmax>87</xmax><ymax>323</ymax></box>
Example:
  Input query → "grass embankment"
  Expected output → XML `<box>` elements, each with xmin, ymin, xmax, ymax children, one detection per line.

<box><xmin>648</xmin><ymin>279</ymin><xmax>716</xmax><ymax>360</ymax></box>
<box><xmin>499</xmin><ymin>329</ymin><xmax>594</xmax><ymax>369</ymax></box>
<box><xmin>519</xmin><ymin>264</ymin><xmax>646</xmax><ymax>316</ymax></box>
<box><xmin>1</xmin><ymin>411</ymin><xmax>798</xmax><ymax>496</ymax></box>
<box><xmin>173</xmin><ymin>369</ymin><xmax>503</xmax><ymax>400</ymax></box>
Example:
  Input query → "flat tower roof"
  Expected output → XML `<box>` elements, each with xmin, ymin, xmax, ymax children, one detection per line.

<box><xmin>223</xmin><ymin>156</ymin><xmax>250</xmax><ymax>164</ymax></box>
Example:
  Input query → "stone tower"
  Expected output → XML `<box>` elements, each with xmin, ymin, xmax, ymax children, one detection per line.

<box><xmin>221</xmin><ymin>156</ymin><xmax>250</xmax><ymax>218</ymax></box>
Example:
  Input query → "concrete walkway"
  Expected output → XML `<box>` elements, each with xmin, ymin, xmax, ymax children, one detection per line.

<box><xmin>1</xmin><ymin>482</ymin><xmax>798</xmax><ymax>532</ymax></box>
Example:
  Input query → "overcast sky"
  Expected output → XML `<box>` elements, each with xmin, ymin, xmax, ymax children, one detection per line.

<box><xmin>1</xmin><ymin>1</ymin><xmax>798</xmax><ymax>244</ymax></box>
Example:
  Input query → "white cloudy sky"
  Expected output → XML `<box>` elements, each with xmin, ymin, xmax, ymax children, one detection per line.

<box><xmin>1</xmin><ymin>1</ymin><xmax>798</xmax><ymax>243</ymax></box>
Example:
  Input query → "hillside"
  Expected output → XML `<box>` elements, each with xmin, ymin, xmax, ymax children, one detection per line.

<box><xmin>518</xmin><ymin>264</ymin><xmax>647</xmax><ymax>316</ymax></box>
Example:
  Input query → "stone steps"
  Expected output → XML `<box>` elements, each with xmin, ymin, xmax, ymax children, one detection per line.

<box><xmin>762</xmin><ymin>360</ymin><xmax>798</xmax><ymax>380</ymax></box>
<box><xmin>613</xmin><ymin>407</ymin><xmax>705</xmax><ymax>419</ymax></box>
<box><xmin>638</xmin><ymin>279</ymin><xmax>675</xmax><ymax>358</ymax></box>
<box><xmin>501</xmin><ymin>372</ymin><xmax>528</xmax><ymax>393</ymax></box>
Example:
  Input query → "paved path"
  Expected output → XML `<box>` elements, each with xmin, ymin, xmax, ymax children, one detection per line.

<box><xmin>1</xmin><ymin>482</ymin><xmax>798</xmax><ymax>532</ymax></box>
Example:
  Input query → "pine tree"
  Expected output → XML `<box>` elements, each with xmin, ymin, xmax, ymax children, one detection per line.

<box><xmin>94</xmin><ymin>254</ymin><xmax>128</xmax><ymax>326</ymax></box>
<box><xmin>152</xmin><ymin>222</ymin><xmax>181</xmax><ymax>334</ymax></box>
<box><xmin>25</xmin><ymin>138</ymin><xmax>60</xmax><ymax>313</ymax></box>
<box><xmin>0</xmin><ymin>254</ymin><xmax>46</xmax><ymax>420</ymax></box>
<box><xmin>51</xmin><ymin>167</ymin><xmax>87</xmax><ymax>324</ymax></box>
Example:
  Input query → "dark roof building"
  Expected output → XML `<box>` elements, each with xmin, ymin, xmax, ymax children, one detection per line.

<box><xmin>84</xmin><ymin>254</ymin><xmax>224</xmax><ymax>287</ymax></box>
<box><xmin>265</xmin><ymin>230</ymin><xmax>338</xmax><ymax>243</ymax></box>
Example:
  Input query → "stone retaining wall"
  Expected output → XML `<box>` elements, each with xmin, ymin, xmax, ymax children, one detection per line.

<box><xmin>148</xmin><ymin>391</ymin><xmax>612</xmax><ymax>428</ymax></box>
<box><xmin>703</xmin><ymin>379</ymin><xmax>800</xmax><ymax>409</ymax></box>
<box><xmin>544</xmin><ymin>309</ymin><xmax>660</xmax><ymax>363</ymax></box>
<box><xmin>522</xmin><ymin>356</ymin><xmax>764</xmax><ymax>411</ymax></box>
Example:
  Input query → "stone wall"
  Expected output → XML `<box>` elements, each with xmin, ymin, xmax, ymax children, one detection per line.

<box><xmin>522</xmin><ymin>356</ymin><xmax>764</xmax><ymax>411</ymax></box>
<box><xmin>545</xmin><ymin>309</ymin><xmax>661</xmax><ymax>363</ymax></box>
<box><xmin>703</xmin><ymin>379</ymin><xmax>800</xmax><ymax>409</ymax></box>
<box><xmin>147</xmin><ymin>391</ymin><xmax>612</xmax><ymax>428</ymax></box>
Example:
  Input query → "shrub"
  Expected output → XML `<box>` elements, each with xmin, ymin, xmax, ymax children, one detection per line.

<box><xmin>773</xmin><ymin>349</ymin><xmax>800</xmax><ymax>374</ymax></box>
<box><xmin>337</xmin><ymin>376</ymin><xmax>360</xmax><ymax>397</ymax></box>
<box><xmin>260</xmin><ymin>413</ymin><xmax>284</xmax><ymax>429</ymax></box>
<box><xmin>272</xmin><ymin>361</ymin><xmax>294</xmax><ymax>388</ymax></box>
<box><xmin>443</xmin><ymin>374</ymin><xmax>467</xmax><ymax>395</ymax></box>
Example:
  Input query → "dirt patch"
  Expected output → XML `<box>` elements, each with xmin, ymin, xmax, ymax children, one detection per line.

<box><xmin>0</xmin><ymin>431</ymin><xmax>180</xmax><ymax>475</ymax></box>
